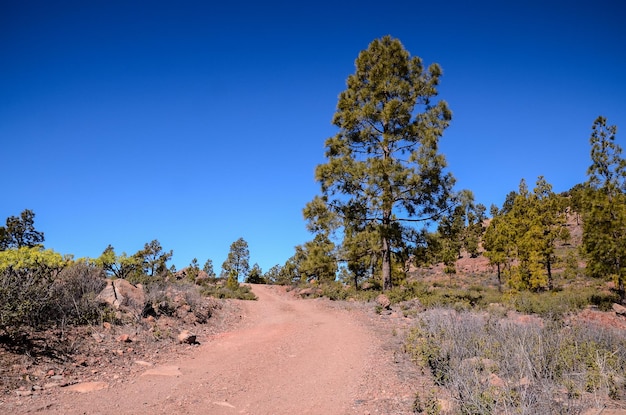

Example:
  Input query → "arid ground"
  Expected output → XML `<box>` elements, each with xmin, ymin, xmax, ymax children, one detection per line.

<box><xmin>3</xmin><ymin>285</ymin><xmax>424</xmax><ymax>414</ymax></box>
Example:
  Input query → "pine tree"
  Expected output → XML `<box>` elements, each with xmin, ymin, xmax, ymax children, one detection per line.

<box><xmin>203</xmin><ymin>259</ymin><xmax>216</xmax><ymax>279</ymax></box>
<box><xmin>187</xmin><ymin>257</ymin><xmax>200</xmax><ymax>282</ymax></box>
<box><xmin>246</xmin><ymin>263</ymin><xmax>265</xmax><ymax>284</ymax></box>
<box><xmin>0</xmin><ymin>209</ymin><xmax>44</xmax><ymax>250</ymax></box>
<box><xmin>531</xmin><ymin>176</ymin><xmax>569</xmax><ymax>289</ymax></box>
<box><xmin>295</xmin><ymin>234</ymin><xmax>338</xmax><ymax>283</ymax></box>
<box><xmin>133</xmin><ymin>239</ymin><xmax>173</xmax><ymax>278</ymax></box>
<box><xmin>483</xmin><ymin>204</ymin><xmax>514</xmax><ymax>290</ymax></box>
<box><xmin>341</xmin><ymin>222</ymin><xmax>379</xmax><ymax>289</ymax></box>
<box><xmin>582</xmin><ymin>116</ymin><xmax>626</xmax><ymax>302</ymax></box>
<box><xmin>310</xmin><ymin>36</ymin><xmax>454</xmax><ymax>290</ymax></box>
<box><xmin>221</xmin><ymin>238</ymin><xmax>250</xmax><ymax>282</ymax></box>
<box><xmin>506</xmin><ymin>179</ymin><xmax>541</xmax><ymax>289</ymax></box>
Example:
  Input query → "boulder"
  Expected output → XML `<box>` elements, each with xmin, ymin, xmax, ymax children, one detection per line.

<box><xmin>96</xmin><ymin>280</ymin><xmax>120</xmax><ymax>308</ymax></box>
<box><xmin>141</xmin><ymin>365</ymin><xmax>182</xmax><ymax>377</ymax></box>
<box><xmin>298</xmin><ymin>287</ymin><xmax>322</xmax><ymax>298</ymax></box>
<box><xmin>613</xmin><ymin>303</ymin><xmax>626</xmax><ymax>317</ymax></box>
<box><xmin>376</xmin><ymin>294</ymin><xmax>391</xmax><ymax>310</ymax></box>
<box><xmin>113</xmin><ymin>279</ymin><xmax>145</xmax><ymax>309</ymax></box>
<box><xmin>486</xmin><ymin>373</ymin><xmax>506</xmax><ymax>388</ymax></box>
<box><xmin>177</xmin><ymin>330</ymin><xmax>197</xmax><ymax>344</ymax></box>
<box><xmin>194</xmin><ymin>270</ymin><xmax>210</xmax><ymax>285</ymax></box>
<box><xmin>174</xmin><ymin>268</ymin><xmax>210</xmax><ymax>284</ymax></box>
<box><xmin>96</xmin><ymin>279</ymin><xmax>145</xmax><ymax>312</ymax></box>
<box><xmin>116</xmin><ymin>334</ymin><xmax>132</xmax><ymax>343</ymax></box>
<box><xmin>65</xmin><ymin>382</ymin><xmax>108</xmax><ymax>393</ymax></box>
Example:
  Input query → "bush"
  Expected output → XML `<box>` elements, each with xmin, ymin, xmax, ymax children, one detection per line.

<box><xmin>386</xmin><ymin>281</ymin><xmax>504</xmax><ymax>311</ymax></box>
<box><xmin>52</xmin><ymin>262</ymin><xmax>107</xmax><ymax>326</ymax></box>
<box><xmin>405</xmin><ymin>308</ymin><xmax>626</xmax><ymax>413</ymax></box>
<box><xmin>0</xmin><ymin>266</ymin><xmax>56</xmax><ymax>336</ymax></box>
<box><xmin>201</xmin><ymin>279</ymin><xmax>257</xmax><ymax>300</ymax></box>
<box><xmin>320</xmin><ymin>281</ymin><xmax>350</xmax><ymax>301</ymax></box>
<box><xmin>505</xmin><ymin>288</ymin><xmax>614</xmax><ymax>318</ymax></box>
<box><xmin>0</xmin><ymin>248</ymin><xmax>69</xmax><ymax>336</ymax></box>
<box><xmin>144</xmin><ymin>281</ymin><xmax>213</xmax><ymax>322</ymax></box>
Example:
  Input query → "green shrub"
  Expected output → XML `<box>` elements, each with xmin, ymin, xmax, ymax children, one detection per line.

<box><xmin>0</xmin><ymin>248</ymin><xmax>69</xmax><ymax>336</ymax></box>
<box><xmin>201</xmin><ymin>282</ymin><xmax>257</xmax><ymax>300</ymax></box>
<box><xmin>505</xmin><ymin>288</ymin><xmax>613</xmax><ymax>318</ymax></box>
<box><xmin>320</xmin><ymin>281</ymin><xmax>350</xmax><ymax>301</ymax></box>
<box><xmin>412</xmin><ymin>390</ymin><xmax>441</xmax><ymax>414</ymax></box>
<box><xmin>589</xmin><ymin>291</ymin><xmax>620</xmax><ymax>311</ymax></box>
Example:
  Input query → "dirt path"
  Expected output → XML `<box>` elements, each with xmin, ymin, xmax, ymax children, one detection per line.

<box><xmin>14</xmin><ymin>285</ymin><xmax>419</xmax><ymax>414</ymax></box>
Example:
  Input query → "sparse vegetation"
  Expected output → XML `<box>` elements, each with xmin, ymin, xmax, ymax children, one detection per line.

<box><xmin>200</xmin><ymin>279</ymin><xmax>257</xmax><ymax>300</ymax></box>
<box><xmin>405</xmin><ymin>308</ymin><xmax>626</xmax><ymax>414</ymax></box>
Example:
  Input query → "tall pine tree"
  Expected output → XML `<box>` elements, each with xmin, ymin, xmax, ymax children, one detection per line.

<box><xmin>309</xmin><ymin>36</ymin><xmax>455</xmax><ymax>290</ymax></box>
<box><xmin>582</xmin><ymin>116</ymin><xmax>626</xmax><ymax>302</ymax></box>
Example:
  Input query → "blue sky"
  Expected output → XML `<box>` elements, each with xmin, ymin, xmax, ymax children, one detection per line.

<box><xmin>2</xmin><ymin>0</ymin><xmax>625</xmax><ymax>273</ymax></box>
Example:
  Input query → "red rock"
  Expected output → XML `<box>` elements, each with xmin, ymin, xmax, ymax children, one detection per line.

<box><xmin>141</xmin><ymin>365</ymin><xmax>182</xmax><ymax>377</ymax></box>
<box><xmin>178</xmin><ymin>330</ymin><xmax>197</xmax><ymax>344</ymax></box>
<box><xmin>613</xmin><ymin>303</ymin><xmax>626</xmax><ymax>316</ymax></box>
<box><xmin>376</xmin><ymin>294</ymin><xmax>391</xmax><ymax>310</ymax></box>
<box><xmin>65</xmin><ymin>382</ymin><xmax>108</xmax><ymax>393</ymax></box>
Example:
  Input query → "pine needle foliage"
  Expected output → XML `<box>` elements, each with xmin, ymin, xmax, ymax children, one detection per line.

<box><xmin>310</xmin><ymin>36</ymin><xmax>455</xmax><ymax>290</ymax></box>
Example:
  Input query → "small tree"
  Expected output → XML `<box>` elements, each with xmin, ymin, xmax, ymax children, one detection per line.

<box><xmin>495</xmin><ymin>177</ymin><xmax>570</xmax><ymax>291</ymax></box>
<box><xmin>295</xmin><ymin>234</ymin><xmax>338</xmax><ymax>283</ymax></box>
<box><xmin>221</xmin><ymin>237</ymin><xmax>250</xmax><ymax>282</ymax></box>
<box><xmin>531</xmin><ymin>176</ymin><xmax>570</xmax><ymax>289</ymax></box>
<box><xmin>483</xmin><ymin>205</ymin><xmax>513</xmax><ymax>289</ymax></box>
<box><xmin>0</xmin><ymin>209</ymin><xmax>45</xmax><ymax>250</ymax></box>
<box><xmin>203</xmin><ymin>259</ymin><xmax>216</xmax><ymax>279</ymax></box>
<box><xmin>341</xmin><ymin>222</ymin><xmax>379</xmax><ymax>289</ymax></box>
<box><xmin>464</xmin><ymin>202</ymin><xmax>487</xmax><ymax>258</ymax></box>
<box><xmin>133</xmin><ymin>239</ymin><xmax>173</xmax><ymax>278</ymax></box>
<box><xmin>263</xmin><ymin>264</ymin><xmax>282</xmax><ymax>285</ymax></box>
<box><xmin>246</xmin><ymin>263</ymin><xmax>265</xmax><ymax>284</ymax></box>
<box><xmin>95</xmin><ymin>245</ymin><xmax>141</xmax><ymax>280</ymax></box>
<box><xmin>187</xmin><ymin>257</ymin><xmax>200</xmax><ymax>282</ymax></box>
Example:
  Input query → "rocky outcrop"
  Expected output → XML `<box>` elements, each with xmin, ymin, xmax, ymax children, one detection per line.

<box><xmin>173</xmin><ymin>268</ymin><xmax>211</xmax><ymax>285</ymax></box>
<box><xmin>375</xmin><ymin>294</ymin><xmax>391</xmax><ymax>310</ymax></box>
<box><xmin>298</xmin><ymin>287</ymin><xmax>322</xmax><ymax>298</ymax></box>
<box><xmin>177</xmin><ymin>330</ymin><xmax>197</xmax><ymax>344</ymax></box>
<box><xmin>96</xmin><ymin>279</ymin><xmax>145</xmax><ymax>313</ymax></box>
<box><xmin>65</xmin><ymin>382</ymin><xmax>109</xmax><ymax>393</ymax></box>
<box><xmin>613</xmin><ymin>303</ymin><xmax>626</xmax><ymax>317</ymax></box>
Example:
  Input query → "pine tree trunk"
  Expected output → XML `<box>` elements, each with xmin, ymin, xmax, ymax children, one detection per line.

<box><xmin>496</xmin><ymin>263</ymin><xmax>501</xmax><ymax>291</ymax></box>
<box><xmin>617</xmin><ymin>258</ymin><xmax>625</xmax><ymax>304</ymax></box>
<box><xmin>381</xmin><ymin>138</ymin><xmax>393</xmax><ymax>291</ymax></box>
<box><xmin>382</xmin><ymin>235</ymin><xmax>392</xmax><ymax>291</ymax></box>
<box><xmin>546</xmin><ymin>255</ymin><xmax>553</xmax><ymax>290</ymax></box>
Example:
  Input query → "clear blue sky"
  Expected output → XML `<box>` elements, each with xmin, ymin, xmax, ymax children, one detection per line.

<box><xmin>2</xmin><ymin>0</ymin><xmax>625</xmax><ymax>273</ymax></box>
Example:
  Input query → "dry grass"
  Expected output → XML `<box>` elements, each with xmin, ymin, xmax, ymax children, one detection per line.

<box><xmin>406</xmin><ymin>308</ymin><xmax>626</xmax><ymax>414</ymax></box>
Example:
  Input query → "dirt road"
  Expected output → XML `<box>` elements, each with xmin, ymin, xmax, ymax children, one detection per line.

<box><xmin>17</xmin><ymin>285</ymin><xmax>418</xmax><ymax>414</ymax></box>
